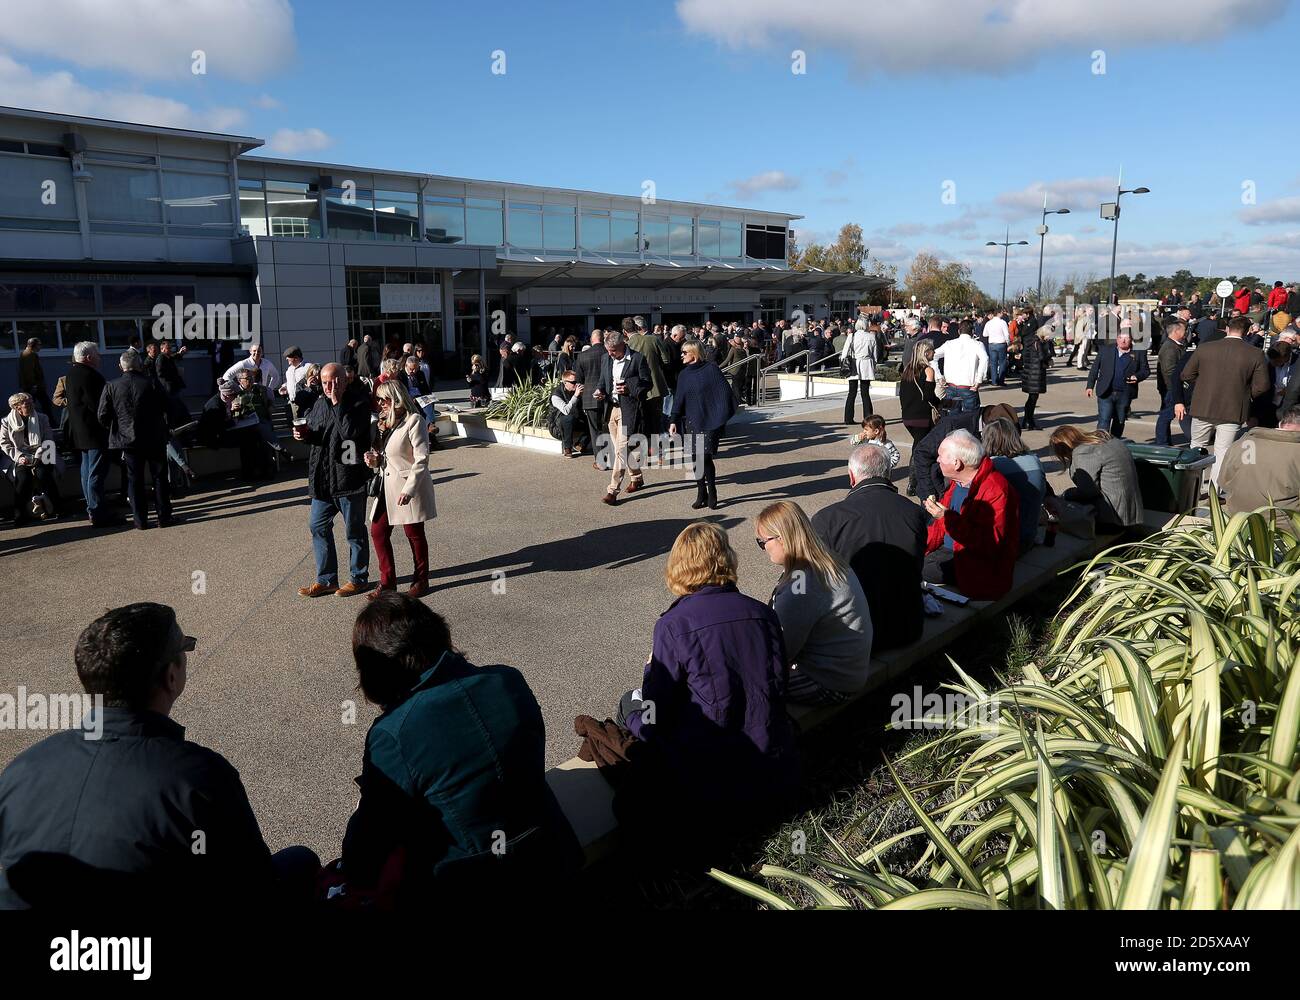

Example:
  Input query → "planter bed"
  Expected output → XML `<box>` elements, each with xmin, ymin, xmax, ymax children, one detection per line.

<box><xmin>777</xmin><ymin>372</ymin><xmax>901</xmax><ymax>402</ymax></box>
<box><xmin>444</xmin><ymin>410</ymin><xmax>565</xmax><ymax>455</ymax></box>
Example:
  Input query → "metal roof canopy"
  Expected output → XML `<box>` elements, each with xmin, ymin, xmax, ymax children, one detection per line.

<box><xmin>470</xmin><ymin>259</ymin><xmax>884</xmax><ymax>294</ymax></box>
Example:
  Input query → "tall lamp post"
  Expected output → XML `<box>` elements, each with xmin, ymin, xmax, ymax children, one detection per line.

<box><xmin>1036</xmin><ymin>194</ymin><xmax>1070</xmax><ymax>300</ymax></box>
<box><xmin>986</xmin><ymin>227</ymin><xmax>1029</xmax><ymax>308</ymax></box>
<box><xmin>1101</xmin><ymin>173</ymin><xmax>1149</xmax><ymax>305</ymax></box>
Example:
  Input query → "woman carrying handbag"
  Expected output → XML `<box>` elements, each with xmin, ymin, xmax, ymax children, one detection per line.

<box><xmin>842</xmin><ymin>318</ymin><xmax>879</xmax><ymax>424</ymax></box>
<box><xmin>365</xmin><ymin>381</ymin><xmax>437</xmax><ymax>598</ymax></box>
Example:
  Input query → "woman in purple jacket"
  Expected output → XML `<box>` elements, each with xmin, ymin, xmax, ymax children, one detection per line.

<box><xmin>615</xmin><ymin>523</ymin><xmax>799</xmax><ymax>850</ymax></box>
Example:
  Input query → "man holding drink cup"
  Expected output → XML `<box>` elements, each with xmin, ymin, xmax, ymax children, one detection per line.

<box><xmin>594</xmin><ymin>322</ymin><xmax>651</xmax><ymax>506</ymax></box>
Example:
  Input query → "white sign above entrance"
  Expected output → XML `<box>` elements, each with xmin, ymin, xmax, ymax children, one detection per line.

<box><xmin>380</xmin><ymin>283</ymin><xmax>441</xmax><ymax>314</ymax></box>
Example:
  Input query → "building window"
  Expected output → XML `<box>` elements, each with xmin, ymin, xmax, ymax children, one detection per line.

<box><xmin>103</xmin><ymin>318</ymin><xmax>140</xmax><ymax>349</ymax></box>
<box><xmin>466</xmin><ymin>198</ymin><xmax>503</xmax><ymax>246</ymax></box>
<box><xmin>670</xmin><ymin>216</ymin><xmax>694</xmax><ymax>257</ymax></box>
<box><xmin>543</xmin><ymin>205</ymin><xmax>576</xmax><ymax>251</ymax></box>
<box><xmin>162</xmin><ymin>170</ymin><xmax>234</xmax><ymax>232</ymax></box>
<box><xmin>699</xmin><ymin>219</ymin><xmax>721</xmax><ymax>258</ymax></box>
<box><xmin>239</xmin><ymin>179</ymin><xmax>268</xmax><ymax>236</ymax></box>
<box><xmin>642</xmin><ymin>213</ymin><xmax>668</xmax><ymax>255</ymax></box>
<box><xmin>374</xmin><ymin>189</ymin><xmax>419</xmax><ymax>242</ymax></box>
<box><xmin>0</xmin><ymin>153</ymin><xmax>78</xmax><ymax>230</ymax></box>
<box><xmin>610</xmin><ymin>209</ymin><xmax>639</xmax><ymax>254</ymax></box>
<box><xmin>508</xmin><ymin>202</ymin><xmax>542</xmax><ymax>249</ymax></box>
<box><xmin>85</xmin><ymin>164</ymin><xmax>163</xmax><ymax>230</ymax></box>
<box><xmin>327</xmin><ymin>185</ymin><xmax>376</xmax><ymax>240</ymax></box>
<box><xmin>720</xmin><ymin>221</ymin><xmax>742</xmax><ymax>259</ymax></box>
<box><xmin>746</xmin><ymin>224</ymin><xmax>787</xmax><ymax>261</ymax></box>
<box><xmin>265</xmin><ymin>180</ymin><xmax>320</xmax><ymax>237</ymax></box>
<box><xmin>580</xmin><ymin>210</ymin><xmax>610</xmax><ymax>252</ymax></box>
<box><xmin>424</xmin><ymin>196</ymin><xmax>465</xmax><ymax>244</ymax></box>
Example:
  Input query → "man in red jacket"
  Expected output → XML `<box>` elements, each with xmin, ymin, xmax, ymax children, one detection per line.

<box><xmin>921</xmin><ymin>429</ymin><xmax>1019</xmax><ymax>600</ymax></box>
<box><xmin>1234</xmin><ymin>286</ymin><xmax>1252</xmax><ymax>315</ymax></box>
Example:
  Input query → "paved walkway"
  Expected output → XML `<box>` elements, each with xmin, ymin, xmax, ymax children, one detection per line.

<box><xmin>0</xmin><ymin>361</ymin><xmax>1127</xmax><ymax>860</ymax></box>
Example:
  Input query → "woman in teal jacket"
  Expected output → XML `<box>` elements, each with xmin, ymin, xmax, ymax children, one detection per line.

<box><xmin>342</xmin><ymin>593</ymin><xmax>582</xmax><ymax>904</ymax></box>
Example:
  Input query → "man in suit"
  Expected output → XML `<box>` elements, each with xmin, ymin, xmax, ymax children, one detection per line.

<box><xmin>594</xmin><ymin>328</ymin><xmax>651</xmax><ymax>505</ymax></box>
<box><xmin>1155</xmin><ymin>319</ymin><xmax>1190</xmax><ymax>446</ymax></box>
<box><xmin>1086</xmin><ymin>330</ymin><xmax>1150</xmax><ymax>439</ymax></box>
<box><xmin>625</xmin><ymin>317</ymin><xmax>672</xmax><ymax>438</ymax></box>
<box><xmin>574</xmin><ymin>330</ymin><xmax>609</xmax><ymax>471</ymax></box>
<box><xmin>98</xmin><ymin>349</ymin><xmax>173</xmax><ymax>530</ymax></box>
<box><xmin>63</xmin><ymin>340</ymin><xmax>117</xmax><ymax>527</ymax></box>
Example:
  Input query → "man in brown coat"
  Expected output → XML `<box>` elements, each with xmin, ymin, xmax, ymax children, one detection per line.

<box><xmin>1177</xmin><ymin>316</ymin><xmax>1270</xmax><ymax>486</ymax></box>
<box><xmin>1218</xmin><ymin>406</ymin><xmax>1300</xmax><ymax>519</ymax></box>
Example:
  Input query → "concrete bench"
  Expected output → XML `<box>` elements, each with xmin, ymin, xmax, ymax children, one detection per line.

<box><xmin>544</xmin><ymin>527</ymin><xmax>1111</xmax><ymax>863</ymax></box>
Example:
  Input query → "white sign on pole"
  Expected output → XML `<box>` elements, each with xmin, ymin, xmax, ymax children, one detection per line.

<box><xmin>1215</xmin><ymin>279</ymin><xmax>1234</xmax><ymax>298</ymax></box>
<box><xmin>380</xmin><ymin>283</ymin><xmax>441</xmax><ymax>314</ymax></box>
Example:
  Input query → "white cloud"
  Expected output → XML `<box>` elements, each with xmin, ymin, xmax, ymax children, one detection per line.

<box><xmin>676</xmin><ymin>0</ymin><xmax>1280</xmax><ymax>75</ymax></box>
<box><xmin>252</xmin><ymin>94</ymin><xmax>282</xmax><ymax>110</ymax></box>
<box><xmin>727</xmin><ymin>169</ymin><xmax>799</xmax><ymax>200</ymax></box>
<box><xmin>262</xmin><ymin>127</ymin><xmax>331</xmax><ymax>156</ymax></box>
<box><xmin>994</xmin><ymin>176</ymin><xmax>1121</xmax><ymax>218</ymax></box>
<box><xmin>0</xmin><ymin>0</ymin><xmax>296</xmax><ymax>81</ymax></box>
<box><xmin>0</xmin><ymin>53</ymin><xmax>247</xmax><ymax>131</ymax></box>
<box><xmin>1240</xmin><ymin>196</ymin><xmax>1300</xmax><ymax>225</ymax></box>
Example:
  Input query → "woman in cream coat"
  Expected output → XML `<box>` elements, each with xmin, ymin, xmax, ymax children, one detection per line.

<box><xmin>842</xmin><ymin>318</ymin><xmax>879</xmax><ymax>424</ymax></box>
<box><xmin>366</xmin><ymin>380</ymin><xmax>437</xmax><ymax>598</ymax></box>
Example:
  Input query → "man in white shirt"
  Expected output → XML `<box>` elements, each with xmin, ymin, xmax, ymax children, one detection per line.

<box><xmin>279</xmin><ymin>345</ymin><xmax>309</xmax><ymax>418</ymax></box>
<box><xmin>982</xmin><ymin>309</ymin><xmax>1011</xmax><ymax>386</ymax></box>
<box><xmin>932</xmin><ymin>320</ymin><xmax>988</xmax><ymax>413</ymax></box>
<box><xmin>221</xmin><ymin>342</ymin><xmax>280</xmax><ymax>395</ymax></box>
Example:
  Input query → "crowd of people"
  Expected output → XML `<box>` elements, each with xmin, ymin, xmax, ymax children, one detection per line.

<box><xmin>3</xmin><ymin>287</ymin><xmax>1298</xmax><ymax>909</ymax></box>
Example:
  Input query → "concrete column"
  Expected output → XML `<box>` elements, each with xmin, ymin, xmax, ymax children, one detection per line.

<box><xmin>477</xmin><ymin>268</ymin><xmax>487</xmax><ymax>359</ymax></box>
<box><xmin>439</xmin><ymin>269</ymin><xmax>454</xmax><ymax>354</ymax></box>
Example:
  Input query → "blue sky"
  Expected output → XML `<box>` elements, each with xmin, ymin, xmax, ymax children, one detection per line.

<box><xmin>3</xmin><ymin>0</ymin><xmax>1298</xmax><ymax>293</ymax></box>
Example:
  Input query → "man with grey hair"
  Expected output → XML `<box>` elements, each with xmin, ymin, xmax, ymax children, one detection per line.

<box><xmin>594</xmin><ymin>325</ymin><xmax>650</xmax><ymax>504</ymax></box>
<box><xmin>65</xmin><ymin>341</ymin><xmax>117</xmax><ymax>527</ymax></box>
<box><xmin>920</xmin><ymin>428</ymin><xmax>1018</xmax><ymax>600</ymax></box>
<box><xmin>98</xmin><ymin>350</ymin><xmax>173</xmax><ymax>529</ymax></box>
<box><xmin>812</xmin><ymin>443</ymin><xmax>928</xmax><ymax>651</ymax></box>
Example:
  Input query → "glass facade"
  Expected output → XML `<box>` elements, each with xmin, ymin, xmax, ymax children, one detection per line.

<box><xmin>424</xmin><ymin>195</ymin><xmax>465</xmax><ymax>244</ymax></box>
<box><xmin>344</xmin><ymin>267</ymin><xmax>442</xmax><ymax>349</ymax></box>
<box><xmin>466</xmin><ymin>198</ymin><xmax>503</xmax><ymax>245</ymax></box>
<box><xmin>374</xmin><ymin>189</ymin><xmax>418</xmax><ymax>241</ymax></box>
<box><xmin>0</xmin><ymin>151</ymin><xmax>78</xmax><ymax>230</ymax></box>
<box><xmin>0</xmin><ymin>281</ymin><xmax>197</xmax><ymax>355</ymax></box>
<box><xmin>326</xmin><ymin>185</ymin><xmax>375</xmax><ymax>240</ymax></box>
<box><xmin>507</xmin><ymin>203</ymin><xmax>542</xmax><ymax>249</ymax></box>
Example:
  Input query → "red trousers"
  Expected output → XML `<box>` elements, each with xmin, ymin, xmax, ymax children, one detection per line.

<box><xmin>370</xmin><ymin>510</ymin><xmax>429</xmax><ymax>587</ymax></box>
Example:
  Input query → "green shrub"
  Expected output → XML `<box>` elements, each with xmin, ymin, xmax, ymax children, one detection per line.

<box><xmin>484</xmin><ymin>375</ymin><xmax>558</xmax><ymax>432</ymax></box>
<box><xmin>712</xmin><ymin>496</ymin><xmax>1300</xmax><ymax>909</ymax></box>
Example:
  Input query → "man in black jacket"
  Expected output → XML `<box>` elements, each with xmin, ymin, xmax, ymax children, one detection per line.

<box><xmin>1085</xmin><ymin>331</ymin><xmax>1150</xmax><ymax>438</ymax></box>
<box><xmin>595</xmin><ymin>328</ymin><xmax>651</xmax><ymax>504</ymax></box>
<box><xmin>0</xmin><ymin>603</ymin><xmax>316</xmax><ymax>909</ymax></box>
<box><xmin>812</xmin><ymin>444</ymin><xmax>928</xmax><ymax>652</ymax></box>
<box><xmin>64</xmin><ymin>341</ymin><xmax>115</xmax><ymax>527</ymax></box>
<box><xmin>98</xmin><ymin>349</ymin><xmax>173</xmax><ymax>529</ymax></box>
<box><xmin>155</xmin><ymin>339</ymin><xmax>187</xmax><ymax>397</ymax></box>
<box><xmin>1155</xmin><ymin>319</ymin><xmax>1189</xmax><ymax>445</ymax></box>
<box><xmin>294</xmin><ymin>363</ymin><xmax>372</xmax><ymax>597</ymax></box>
<box><xmin>574</xmin><ymin>331</ymin><xmax>609</xmax><ymax>471</ymax></box>
<box><xmin>911</xmin><ymin>402</ymin><xmax>1019</xmax><ymax>503</ymax></box>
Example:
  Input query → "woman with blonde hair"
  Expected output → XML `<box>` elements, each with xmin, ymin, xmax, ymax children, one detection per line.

<box><xmin>365</xmin><ymin>379</ymin><xmax>437</xmax><ymax>598</ymax></box>
<box><xmin>615</xmin><ymin>521</ymin><xmax>798</xmax><ymax>845</ymax></box>
<box><xmin>1050</xmin><ymin>424</ymin><xmax>1142</xmax><ymax>531</ymax></box>
<box><xmin>754</xmin><ymin>501</ymin><xmax>873</xmax><ymax>705</ymax></box>
<box><xmin>668</xmin><ymin>339</ymin><xmax>735</xmax><ymax>509</ymax></box>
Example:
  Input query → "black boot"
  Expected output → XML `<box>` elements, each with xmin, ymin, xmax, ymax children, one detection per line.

<box><xmin>706</xmin><ymin>483</ymin><xmax>718</xmax><ymax>510</ymax></box>
<box><xmin>691</xmin><ymin>481</ymin><xmax>708</xmax><ymax>510</ymax></box>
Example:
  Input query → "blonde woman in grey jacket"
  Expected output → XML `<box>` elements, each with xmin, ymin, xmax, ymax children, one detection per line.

<box><xmin>843</xmin><ymin>318</ymin><xmax>880</xmax><ymax>424</ymax></box>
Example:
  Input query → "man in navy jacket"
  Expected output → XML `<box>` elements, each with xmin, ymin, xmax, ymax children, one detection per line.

<box><xmin>0</xmin><ymin>603</ymin><xmax>316</xmax><ymax>909</ymax></box>
<box><xmin>1086</xmin><ymin>331</ymin><xmax>1150</xmax><ymax>438</ymax></box>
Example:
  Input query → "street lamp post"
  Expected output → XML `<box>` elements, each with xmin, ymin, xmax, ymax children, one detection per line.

<box><xmin>1101</xmin><ymin>173</ymin><xmax>1150</xmax><ymax>305</ymax></box>
<box><xmin>986</xmin><ymin>227</ymin><xmax>1029</xmax><ymax>309</ymax></box>
<box><xmin>1036</xmin><ymin>194</ymin><xmax>1070</xmax><ymax>300</ymax></box>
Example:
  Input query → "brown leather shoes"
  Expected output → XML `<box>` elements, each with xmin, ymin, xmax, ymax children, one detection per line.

<box><xmin>298</xmin><ymin>582</ymin><xmax>337</xmax><ymax>598</ymax></box>
<box><xmin>368</xmin><ymin>585</ymin><xmax>396</xmax><ymax>601</ymax></box>
<box><xmin>407</xmin><ymin>581</ymin><xmax>429</xmax><ymax>598</ymax></box>
<box><xmin>335</xmin><ymin>581</ymin><xmax>369</xmax><ymax>597</ymax></box>
<box><xmin>624</xmin><ymin>480</ymin><xmax>643</xmax><ymax>495</ymax></box>
<box><xmin>601</xmin><ymin>492</ymin><xmax>619</xmax><ymax>506</ymax></box>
